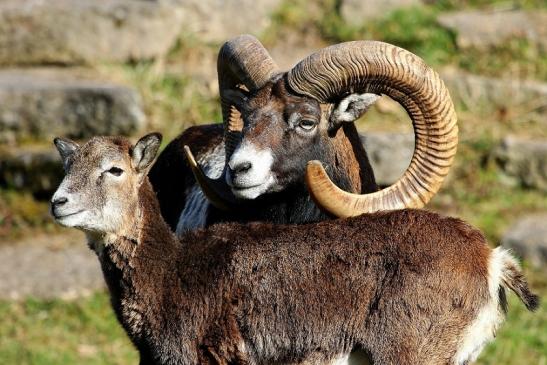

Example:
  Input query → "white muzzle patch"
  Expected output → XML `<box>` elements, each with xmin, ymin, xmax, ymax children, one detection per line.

<box><xmin>226</xmin><ymin>142</ymin><xmax>276</xmax><ymax>199</ymax></box>
<box><xmin>50</xmin><ymin>182</ymin><xmax>88</xmax><ymax>228</ymax></box>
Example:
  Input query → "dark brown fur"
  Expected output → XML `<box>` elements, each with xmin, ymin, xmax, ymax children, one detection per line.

<box><xmin>100</xmin><ymin>176</ymin><xmax>516</xmax><ymax>365</ymax></box>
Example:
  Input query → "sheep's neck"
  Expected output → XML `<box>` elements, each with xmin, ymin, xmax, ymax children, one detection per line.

<box><xmin>92</xmin><ymin>181</ymin><xmax>180</xmax><ymax>342</ymax></box>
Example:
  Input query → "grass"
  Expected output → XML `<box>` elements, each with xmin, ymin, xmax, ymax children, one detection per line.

<box><xmin>0</xmin><ymin>270</ymin><xmax>544</xmax><ymax>365</ymax></box>
<box><xmin>0</xmin><ymin>293</ymin><xmax>137</xmax><ymax>365</ymax></box>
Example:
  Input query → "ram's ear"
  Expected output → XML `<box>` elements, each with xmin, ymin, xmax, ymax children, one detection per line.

<box><xmin>222</xmin><ymin>88</ymin><xmax>249</xmax><ymax>111</ymax></box>
<box><xmin>132</xmin><ymin>133</ymin><xmax>162</xmax><ymax>174</ymax></box>
<box><xmin>329</xmin><ymin>93</ymin><xmax>380</xmax><ymax>131</ymax></box>
<box><xmin>53</xmin><ymin>137</ymin><xmax>79</xmax><ymax>170</ymax></box>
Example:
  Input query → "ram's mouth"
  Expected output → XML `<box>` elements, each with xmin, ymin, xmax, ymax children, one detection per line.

<box><xmin>228</xmin><ymin>175</ymin><xmax>276</xmax><ymax>200</ymax></box>
<box><xmin>230</xmin><ymin>184</ymin><xmax>266</xmax><ymax>199</ymax></box>
<box><xmin>230</xmin><ymin>182</ymin><xmax>262</xmax><ymax>191</ymax></box>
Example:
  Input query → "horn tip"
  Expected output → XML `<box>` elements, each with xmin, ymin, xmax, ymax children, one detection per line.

<box><xmin>307</xmin><ymin>160</ymin><xmax>324</xmax><ymax>168</ymax></box>
<box><xmin>306</xmin><ymin>160</ymin><xmax>326</xmax><ymax>176</ymax></box>
<box><xmin>183</xmin><ymin>145</ymin><xmax>197</xmax><ymax>167</ymax></box>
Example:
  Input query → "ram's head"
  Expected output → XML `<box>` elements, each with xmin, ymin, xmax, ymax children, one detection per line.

<box><xmin>186</xmin><ymin>35</ymin><xmax>458</xmax><ymax>217</ymax></box>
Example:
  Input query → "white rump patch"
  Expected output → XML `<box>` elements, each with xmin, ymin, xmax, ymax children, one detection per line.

<box><xmin>454</xmin><ymin>247</ymin><xmax>509</xmax><ymax>364</ymax></box>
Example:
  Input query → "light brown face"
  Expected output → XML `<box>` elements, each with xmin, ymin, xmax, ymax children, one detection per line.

<box><xmin>50</xmin><ymin>134</ymin><xmax>161</xmax><ymax>235</ymax></box>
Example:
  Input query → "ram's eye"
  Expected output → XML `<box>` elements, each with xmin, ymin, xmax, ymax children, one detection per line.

<box><xmin>107</xmin><ymin>167</ymin><xmax>123</xmax><ymax>176</ymax></box>
<box><xmin>298</xmin><ymin>119</ymin><xmax>316</xmax><ymax>131</ymax></box>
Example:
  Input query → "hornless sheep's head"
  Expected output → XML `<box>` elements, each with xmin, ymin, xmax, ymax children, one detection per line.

<box><xmin>50</xmin><ymin>133</ymin><xmax>161</xmax><ymax>235</ymax></box>
<box><xmin>186</xmin><ymin>35</ymin><xmax>458</xmax><ymax>217</ymax></box>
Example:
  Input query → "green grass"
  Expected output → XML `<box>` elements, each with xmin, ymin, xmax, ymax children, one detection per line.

<box><xmin>0</xmin><ymin>275</ymin><xmax>544</xmax><ymax>365</ymax></box>
<box><xmin>0</xmin><ymin>293</ymin><xmax>137</xmax><ymax>365</ymax></box>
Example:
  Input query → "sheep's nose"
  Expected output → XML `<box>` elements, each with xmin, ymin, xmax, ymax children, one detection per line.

<box><xmin>51</xmin><ymin>196</ymin><xmax>68</xmax><ymax>208</ymax></box>
<box><xmin>230</xmin><ymin>161</ymin><xmax>252</xmax><ymax>175</ymax></box>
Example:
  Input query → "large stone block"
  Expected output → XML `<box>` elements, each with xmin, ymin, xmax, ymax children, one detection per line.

<box><xmin>438</xmin><ymin>10</ymin><xmax>547</xmax><ymax>51</ymax></box>
<box><xmin>0</xmin><ymin>232</ymin><xmax>104</xmax><ymax>300</ymax></box>
<box><xmin>0</xmin><ymin>69</ymin><xmax>146</xmax><ymax>143</ymax></box>
<box><xmin>341</xmin><ymin>0</ymin><xmax>422</xmax><ymax>26</ymax></box>
<box><xmin>0</xmin><ymin>145</ymin><xmax>62</xmax><ymax>196</ymax></box>
<box><xmin>176</xmin><ymin>0</ymin><xmax>282</xmax><ymax>44</ymax></box>
<box><xmin>494</xmin><ymin>136</ymin><xmax>547</xmax><ymax>192</ymax></box>
<box><xmin>441</xmin><ymin>70</ymin><xmax>547</xmax><ymax>124</ymax></box>
<box><xmin>502</xmin><ymin>214</ymin><xmax>547</xmax><ymax>268</ymax></box>
<box><xmin>361</xmin><ymin>132</ymin><xmax>414</xmax><ymax>187</ymax></box>
<box><xmin>0</xmin><ymin>0</ymin><xmax>185</xmax><ymax>66</ymax></box>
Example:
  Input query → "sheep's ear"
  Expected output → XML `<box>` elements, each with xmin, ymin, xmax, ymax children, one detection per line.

<box><xmin>53</xmin><ymin>137</ymin><xmax>79</xmax><ymax>170</ymax></box>
<box><xmin>329</xmin><ymin>93</ymin><xmax>380</xmax><ymax>131</ymax></box>
<box><xmin>132</xmin><ymin>133</ymin><xmax>162</xmax><ymax>174</ymax></box>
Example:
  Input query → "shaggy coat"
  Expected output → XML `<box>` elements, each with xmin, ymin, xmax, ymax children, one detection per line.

<box><xmin>52</xmin><ymin>135</ymin><xmax>538</xmax><ymax>365</ymax></box>
<box><xmin>100</xmin><ymin>179</ymin><xmax>537</xmax><ymax>365</ymax></box>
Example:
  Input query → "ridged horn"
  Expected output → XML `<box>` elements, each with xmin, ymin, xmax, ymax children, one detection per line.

<box><xmin>184</xmin><ymin>146</ymin><xmax>234</xmax><ymax>211</ymax></box>
<box><xmin>218</xmin><ymin>34</ymin><xmax>280</xmax><ymax>159</ymax></box>
<box><xmin>288</xmin><ymin>41</ymin><xmax>458</xmax><ymax>217</ymax></box>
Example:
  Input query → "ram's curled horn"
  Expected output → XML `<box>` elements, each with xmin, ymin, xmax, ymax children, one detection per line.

<box><xmin>217</xmin><ymin>34</ymin><xmax>280</xmax><ymax>158</ymax></box>
<box><xmin>289</xmin><ymin>41</ymin><xmax>458</xmax><ymax>217</ymax></box>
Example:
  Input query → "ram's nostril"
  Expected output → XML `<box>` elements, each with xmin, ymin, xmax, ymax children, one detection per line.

<box><xmin>231</xmin><ymin>161</ymin><xmax>252</xmax><ymax>174</ymax></box>
<box><xmin>51</xmin><ymin>196</ymin><xmax>68</xmax><ymax>207</ymax></box>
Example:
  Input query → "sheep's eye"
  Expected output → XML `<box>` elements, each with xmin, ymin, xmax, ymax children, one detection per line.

<box><xmin>107</xmin><ymin>167</ymin><xmax>123</xmax><ymax>176</ymax></box>
<box><xmin>298</xmin><ymin>119</ymin><xmax>316</xmax><ymax>131</ymax></box>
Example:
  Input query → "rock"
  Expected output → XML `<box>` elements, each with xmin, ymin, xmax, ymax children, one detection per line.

<box><xmin>438</xmin><ymin>10</ymin><xmax>547</xmax><ymax>51</ymax></box>
<box><xmin>269</xmin><ymin>32</ymin><xmax>325</xmax><ymax>70</ymax></box>
<box><xmin>0</xmin><ymin>69</ymin><xmax>146</xmax><ymax>143</ymax></box>
<box><xmin>177</xmin><ymin>0</ymin><xmax>283</xmax><ymax>43</ymax></box>
<box><xmin>494</xmin><ymin>136</ymin><xmax>547</xmax><ymax>191</ymax></box>
<box><xmin>341</xmin><ymin>0</ymin><xmax>422</xmax><ymax>26</ymax></box>
<box><xmin>0</xmin><ymin>145</ymin><xmax>63</xmax><ymax>196</ymax></box>
<box><xmin>0</xmin><ymin>231</ymin><xmax>104</xmax><ymax>300</ymax></box>
<box><xmin>441</xmin><ymin>70</ymin><xmax>547</xmax><ymax>124</ymax></box>
<box><xmin>361</xmin><ymin>132</ymin><xmax>414</xmax><ymax>186</ymax></box>
<box><xmin>502</xmin><ymin>214</ymin><xmax>547</xmax><ymax>268</ymax></box>
<box><xmin>0</xmin><ymin>0</ymin><xmax>185</xmax><ymax>66</ymax></box>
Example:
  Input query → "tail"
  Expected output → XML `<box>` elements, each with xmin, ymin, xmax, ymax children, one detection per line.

<box><xmin>494</xmin><ymin>247</ymin><xmax>540</xmax><ymax>312</ymax></box>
